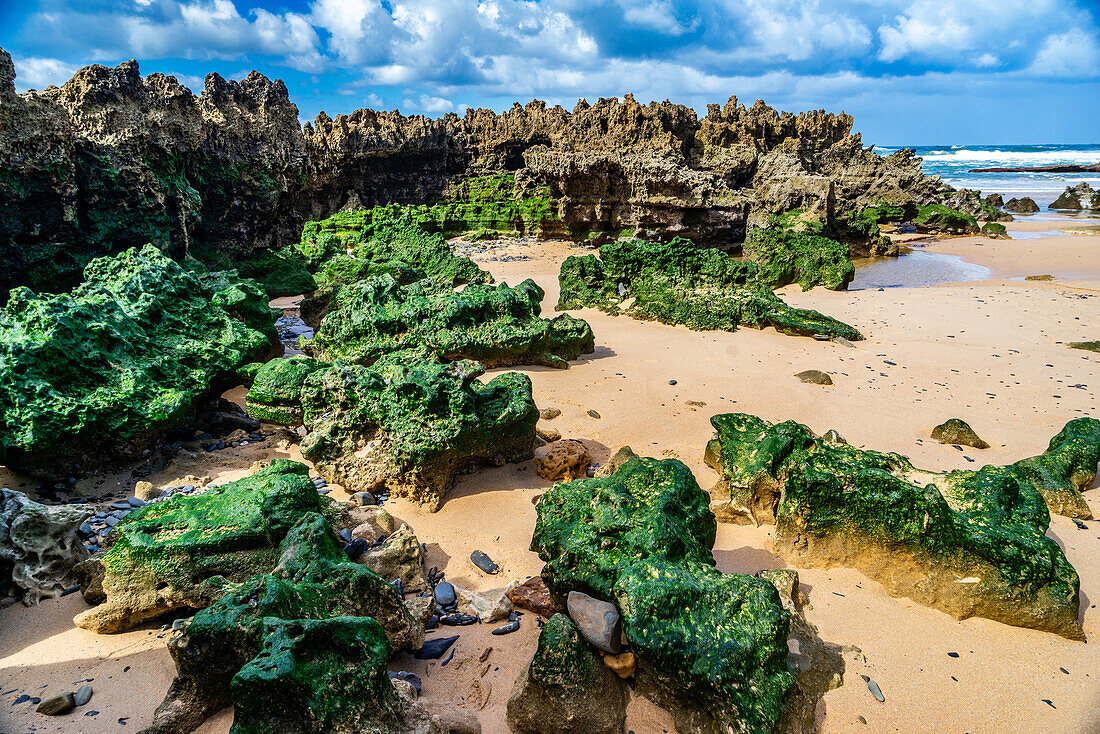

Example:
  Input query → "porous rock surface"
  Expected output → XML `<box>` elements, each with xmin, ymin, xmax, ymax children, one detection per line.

<box><xmin>531</xmin><ymin>456</ymin><xmax>795</xmax><ymax>733</ymax></box>
<box><xmin>0</xmin><ymin>489</ymin><xmax>90</xmax><ymax>605</ymax></box>
<box><xmin>705</xmin><ymin>413</ymin><xmax>1099</xmax><ymax>638</ymax></box>
<box><xmin>1050</xmin><ymin>182</ymin><xmax>1100</xmax><ymax>211</ymax></box>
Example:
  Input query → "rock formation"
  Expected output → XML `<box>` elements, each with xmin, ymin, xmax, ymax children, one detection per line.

<box><xmin>531</xmin><ymin>456</ymin><xmax>796</xmax><ymax>733</ymax></box>
<box><xmin>0</xmin><ymin>489</ymin><xmax>90</xmax><ymax>605</ymax></box>
<box><xmin>301</xmin><ymin>275</ymin><xmax>594</xmax><ymax>369</ymax></box>
<box><xmin>0</xmin><ymin>48</ymin><xmax>964</xmax><ymax>296</ymax></box>
<box><xmin>1050</xmin><ymin>182</ymin><xmax>1100</xmax><ymax>211</ymax></box>
<box><xmin>742</xmin><ymin>226</ymin><xmax>854</xmax><ymax>291</ymax></box>
<box><xmin>143</xmin><ymin>512</ymin><xmax>434</xmax><ymax>734</ymax></box>
<box><xmin>0</xmin><ymin>245</ymin><xmax>280</xmax><ymax>481</ymax></box>
<box><xmin>1005</xmin><ymin>196</ymin><xmax>1040</xmax><ymax>213</ymax></box>
<box><xmin>557</xmin><ymin>238</ymin><xmax>863</xmax><ymax>340</ymax></box>
<box><xmin>704</xmin><ymin>413</ymin><xmax>1098</xmax><ymax>639</ymax></box>
<box><xmin>506</xmin><ymin>613</ymin><xmax>628</xmax><ymax>734</ymax></box>
<box><xmin>297</xmin><ymin>355</ymin><xmax>538</xmax><ymax>510</ymax></box>
<box><xmin>0</xmin><ymin>49</ymin><xmax>305</xmax><ymax>295</ymax></box>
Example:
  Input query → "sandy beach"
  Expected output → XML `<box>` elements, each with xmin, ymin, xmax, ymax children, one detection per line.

<box><xmin>2</xmin><ymin>214</ymin><xmax>1098</xmax><ymax>734</ymax></box>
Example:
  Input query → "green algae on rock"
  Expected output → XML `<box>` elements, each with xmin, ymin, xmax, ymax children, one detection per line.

<box><xmin>1068</xmin><ymin>341</ymin><xmax>1100</xmax><ymax>353</ymax></box>
<box><xmin>144</xmin><ymin>512</ymin><xmax>429</xmax><ymax>734</ymax></box>
<box><xmin>506</xmin><ymin>613</ymin><xmax>627</xmax><ymax>734</ymax></box>
<box><xmin>0</xmin><ymin>244</ymin><xmax>280</xmax><ymax>480</ymax></box>
<box><xmin>556</xmin><ymin>238</ymin><xmax>862</xmax><ymax>341</ymax></box>
<box><xmin>705</xmin><ymin>413</ymin><xmax>1094</xmax><ymax>639</ymax></box>
<box><xmin>743</xmin><ymin>227</ymin><xmax>854</xmax><ymax>291</ymax></box>
<box><xmin>299</xmin><ymin>355</ymin><xmax>539</xmax><ymax>510</ymax></box>
<box><xmin>73</xmin><ymin>460</ymin><xmax>323</xmax><ymax>633</ymax></box>
<box><xmin>531</xmin><ymin>456</ymin><xmax>795</xmax><ymax>733</ymax></box>
<box><xmin>301</xmin><ymin>274</ymin><xmax>594</xmax><ymax>369</ymax></box>
<box><xmin>245</xmin><ymin>356</ymin><xmax>328</xmax><ymax>425</ymax></box>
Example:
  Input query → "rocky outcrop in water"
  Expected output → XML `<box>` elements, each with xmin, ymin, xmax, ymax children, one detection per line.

<box><xmin>1050</xmin><ymin>182</ymin><xmax>1100</xmax><ymax>211</ymax></box>
<box><xmin>1005</xmin><ymin>197</ymin><xmax>1040</xmax><ymax>213</ymax></box>
<box><xmin>0</xmin><ymin>48</ymin><xmax>305</xmax><ymax>294</ymax></box>
<box><xmin>0</xmin><ymin>489</ymin><xmax>90</xmax><ymax>605</ymax></box>
<box><xmin>705</xmin><ymin>413</ymin><xmax>1096</xmax><ymax>639</ymax></box>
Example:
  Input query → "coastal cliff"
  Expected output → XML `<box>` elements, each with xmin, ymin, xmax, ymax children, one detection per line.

<box><xmin>0</xmin><ymin>50</ymin><xmax>953</xmax><ymax>294</ymax></box>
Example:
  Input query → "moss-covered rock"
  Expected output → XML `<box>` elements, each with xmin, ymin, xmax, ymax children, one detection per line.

<box><xmin>1069</xmin><ymin>341</ymin><xmax>1100</xmax><ymax>353</ymax></box>
<box><xmin>531</xmin><ymin>456</ymin><xmax>795</xmax><ymax>733</ymax></box>
<box><xmin>1005</xmin><ymin>197</ymin><xmax>1040</xmax><ymax>213</ymax></box>
<box><xmin>705</xmin><ymin>413</ymin><xmax>1094</xmax><ymax>639</ymax></box>
<box><xmin>233</xmin><ymin>246</ymin><xmax>317</xmax><ymax>298</ymax></box>
<box><xmin>556</xmin><ymin>238</ymin><xmax>862</xmax><ymax>341</ymax></box>
<box><xmin>245</xmin><ymin>356</ymin><xmax>328</xmax><ymax>425</ymax></box>
<box><xmin>301</xmin><ymin>274</ymin><xmax>594</xmax><ymax>369</ymax></box>
<box><xmin>743</xmin><ymin>227</ymin><xmax>854</xmax><ymax>290</ymax></box>
<box><xmin>506</xmin><ymin>613</ymin><xmax>627</xmax><ymax>734</ymax></box>
<box><xmin>0</xmin><ymin>244</ymin><xmax>280</xmax><ymax>480</ymax></box>
<box><xmin>144</xmin><ymin>512</ymin><xmax>429</xmax><ymax>734</ymax></box>
<box><xmin>73</xmin><ymin>460</ymin><xmax>323</xmax><ymax>633</ymax></box>
<box><xmin>913</xmin><ymin>204</ymin><xmax>979</xmax><ymax>234</ymax></box>
<box><xmin>980</xmin><ymin>222</ymin><xmax>1008</xmax><ymax>238</ymax></box>
<box><xmin>300</xmin><ymin>355</ymin><xmax>538</xmax><ymax>510</ymax></box>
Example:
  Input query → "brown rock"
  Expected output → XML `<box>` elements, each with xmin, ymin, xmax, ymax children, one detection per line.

<box><xmin>507</xmin><ymin>576</ymin><xmax>557</xmax><ymax>617</ymax></box>
<box><xmin>594</xmin><ymin>446</ymin><xmax>637</xmax><ymax>478</ymax></box>
<box><xmin>795</xmin><ymin>369</ymin><xmax>833</xmax><ymax>385</ymax></box>
<box><xmin>931</xmin><ymin>418</ymin><xmax>990</xmax><ymax>449</ymax></box>
<box><xmin>134</xmin><ymin>481</ymin><xmax>157</xmax><ymax>501</ymax></box>
<box><xmin>539</xmin><ymin>407</ymin><xmax>561</xmax><ymax>420</ymax></box>
<box><xmin>601</xmin><ymin>651</ymin><xmax>636</xmax><ymax>678</ymax></box>
<box><xmin>536</xmin><ymin>440</ymin><xmax>590</xmax><ymax>482</ymax></box>
<box><xmin>37</xmin><ymin>693</ymin><xmax>75</xmax><ymax>716</ymax></box>
<box><xmin>536</xmin><ymin>426</ymin><xmax>561</xmax><ymax>443</ymax></box>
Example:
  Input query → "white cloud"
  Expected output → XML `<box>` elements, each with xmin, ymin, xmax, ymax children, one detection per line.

<box><xmin>11</xmin><ymin>57</ymin><xmax>79</xmax><ymax>90</ymax></box>
<box><xmin>1029</xmin><ymin>29</ymin><xmax>1100</xmax><ymax>77</ymax></box>
<box><xmin>403</xmin><ymin>93</ymin><xmax>467</xmax><ymax>114</ymax></box>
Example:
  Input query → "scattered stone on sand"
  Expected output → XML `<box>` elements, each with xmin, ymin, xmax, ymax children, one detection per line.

<box><xmin>539</xmin><ymin>407</ymin><xmax>562</xmax><ymax>420</ymax></box>
<box><xmin>430</xmin><ymin>709</ymin><xmax>482</xmax><ymax>734</ymax></box>
<box><xmin>416</xmin><ymin>635</ymin><xmax>459</xmax><ymax>660</ymax></box>
<box><xmin>358</xmin><ymin>525</ymin><xmax>428</xmax><ymax>593</ymax></box>
<box><xmin>470</xmin><ymin>550</ymin><xmax>500</xmax><ymax>574</ymax></box>
<box><xmin>536</xmin><ymin>440</ymin><xmax>592</xmax><ymax>482</ymax></box>
<box><xmin>566</xmin><ymin>591</ymin><xmax>622</xmax><ymax>654</ymax></box>
<box><xmin>455</xmin><ymin>583</ymin><xmax>516</xmax><ymax>623</ymax></box>
<box><xmin>536</xmin><ymin>426</ymin><xmax>562</xmax><ymax>443</ymax></box>
<box><xmin>602</xmin><ymin>651</ymin><xmax>636</xmax><ymax>678</ymax></box>
<box><xmin>507</xmin><ymin>576</ymin><xmax>557</xmax><ymax>617</ymax></box>
<box><xmin>134</xmin><ymin>481</ymin><xmax>157</xmax><ymax>501</ymax></box>
<box><xmin>73</xmin><ymin>685</ymin><xmax>93</xmax><ymax>707</ymax></box>
<box><xmin>795</xmin><ymin>369</ymin><xmax>833</xmax><ymax>385</ymax></box>
<box><xmin>506</xmin><ymin>613</ymin><xmax>628</xmax><ymax>734</ymax></box>
<box><xmin>37</xmin><ymin>692</ymin><xmax>76</xmax><ymax>716</ymax></box>
<box><xmin>586</xmin><ymin>409</ymin><xmax>601</xmax><ymax>419</ymax></box>
<box><xmin>435</xmin><ymin>581</ymin><xmax>457</xmax><ymax>608</ymax></box>
<box><xmin>706</xmin><ymin>413</ymin><xmax>1098</xmax><ymax>637</ymax></box>
<box><xmin>0</xmin><ymin>489</ymin><xmax>89</xmax><ymax>605</ymax></box>
<box><xmin>931</xmin><ymin>418</ymin><xmax>990</xmax><ymax>449</ymax></box>
<box><xmin>863</xmin><ymin>676</ymin><xmax>885</xmax><ymax>702</ymax></box>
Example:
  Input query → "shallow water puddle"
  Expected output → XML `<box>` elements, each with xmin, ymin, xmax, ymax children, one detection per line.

<box><xmin>276</xmin><ymin>310</ymin><xmax>313</xmax><ymax>356</ymax></box>
<box><xmin>850</xmin><ymin>250</ymin><xmax>992</xmax><ymax>290</ymax></box>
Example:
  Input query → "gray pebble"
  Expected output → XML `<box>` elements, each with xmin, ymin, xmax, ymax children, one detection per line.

<box><xmin>73</xmin><ymin>686</ymin><xmax>93</xmax><ymax>707</ymax></box>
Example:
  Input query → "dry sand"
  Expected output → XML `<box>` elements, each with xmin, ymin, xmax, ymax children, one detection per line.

<box><xmin>1</xmin><ymin>214</ymin><xmax>1098</xmax><ymax>733</ymax></box>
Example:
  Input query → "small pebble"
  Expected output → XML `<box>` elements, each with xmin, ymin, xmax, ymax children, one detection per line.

<box><xmin>587</xmin><ymin>409</ymin><xmax>601</xmax><ymax>419</ymax></box>
<box><xmin>470</xmin><ymin>550</ymin><xmax>499</xmax><ymax>574</ymax></box>
<box><xmin>415</xmin><ymin>635</ymin><xmax>459</xmax><ymax>660</ymax></box>
<box><xmin>388</xmin><ymin>671</ymin><xmax>422</xmax><ymax>694</ymax></box>
<box><xmin>73</xmin><ymin>686</ymin><xmax>93</xmax><ymax>707</ymax></box>
<box><xmin>492</xmin><ymin>619</ymin><xmax>520</xmax><ymax>635</ymax></box>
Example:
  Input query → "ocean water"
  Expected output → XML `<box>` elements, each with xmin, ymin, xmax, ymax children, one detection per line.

<box><xmin>872</xmin><ymin>144</ymin><xmax>1100</xmax><ymax>208</ymax></box>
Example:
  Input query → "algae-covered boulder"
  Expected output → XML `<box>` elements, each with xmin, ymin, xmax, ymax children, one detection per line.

<box><xmin>980</xmin><ymin>222</ymin><xmax>1008</xmax><ymax>238</ymax></box>
<box><xmin>245</xmin><ymin>356</ymin><xmax>327</xmax><ymax>425</ymax></box>
<box><xmin>743</xmin><ymin>227</ymin><xmax>855</xmax><ymax>291</ymax></box>
<box><xmin>226</xmin><ymin>245</ymin><xmax>316</xmax><ymax>298</ymax></box>
<box><xmin>532</xmin><ymin>456</ymin><xmax>795</xmax><ymax>733</ymax></box>
<box><xmin>144</xmin><ymin>512</ymin><xmax>426</xmax><ymax>734</ymax></box>
<box><xmin>913</xmin><ymin>204</ymin><xmax>979</xmax><ymax>234</ymax></box>
<box><xmin>705</xmin><ymin>413</ymin><xmax>1094</xmax><ymax>639</ymax></box>
<box><xmin>300</xmin><ymin>355</ymin><xmax>538</xmax><ymax>510</ymax></box>
<box><xmin>0</xmin><ymin>489</ymin><xmax>90</xmax><ymax>605</ymax></box>
<box><xmin>556</xmin><ymin>238</ymin><xmax>862</xmax><ymax>341</ymax></box>
<box><xmin>74</xmin><ymin>460</ymin><xmax>323</xmax><ymax>633</ymax></box>
<box><xmin>1050</xmin><ymin>182</ymin><xmax>1100</xmax><ymax>211</ymax></box>
<box><xmin>302</xmin><ymin>275</ymin><xmax>594</xmax><ymax>369</ymax></box>
<box><xmin>506</xmin><ymin>613</ymin><xmax>627</xmax><ymax>734</ymax></box>
<box><xmin>0</xmin><ymin>244</ymin><xmax>280</xmax><ymax>480</ymax></box>
<box><xmin>1005</xmin><ymin>197</ymin><xmax>1040</xmax><ymax>213</ymax></box>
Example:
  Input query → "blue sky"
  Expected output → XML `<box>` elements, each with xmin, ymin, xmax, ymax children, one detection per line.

<box><xmin>1</xmin><ymin>0</ymin><xmax>1098</xmax><ymax>144</ymax></box>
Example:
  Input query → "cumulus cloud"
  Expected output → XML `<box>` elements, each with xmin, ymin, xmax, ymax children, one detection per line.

<box><xmin>11</xmin><ymin>56</ymin><xmax>79</xmax><ymax>90</ymax></box>
<box><xmin>1029</xmin><ymin>29</ymin><xmax>1100</xmax><ymax>77</ymax></box>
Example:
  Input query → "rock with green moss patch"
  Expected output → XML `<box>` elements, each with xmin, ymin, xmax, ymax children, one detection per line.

<box><xmin>705</xmin><ymin>413</ymin><xmax>1094</xmax><ymax>638</ymax></box>
<box><xmin>743</xmin><ymin>227</ymin><xmax>854</xmax><ymax>291</ymax></box>
<box><xmin>1005</xmin><ymin>197</ymin><xmax>1040</xmax><ymax>213</ymax></box>
<box><xmin>302</xmin><ymin>274</ymin><xmax>594</xmax><ymax>369</ymax></box>
<box><xmin>556</xmin><ymin>238</ymin><xmax>862</xmax><ymax>341</ymax></box>
<box><xmin>914</xmin><ymin>204</ymin><xmax>979</xmax><ymax>234</ymax></box>
<box><xmin>1068</xmin><ymin>341</ymin><xmax>1099</xmax><ymax>353</ymax></box>
<box><xmin>245</xmin><ymin>356</ymin><xmax>328</xmax><ymax>425</ymax></box>
<box><xmin>232</xmin><ymin>246</ymin><xmax>317</xmax><ymax>297</ymax></box>
<box><xmin>300</xmin><ymin>355</ymin><xmax>538</xmax><ymax>510</ymax></box>
<box><xmin>73</xmin><ymin>460</ymin><xmax>324</xmax><ymax>633</ymax></box>
<box><xmin>506</xmin><ymin>613</ymin><xmax>627</xmax><ymax>734</ymax></box>
<box><xmin>0</xmin><ymin>244</ymin><xmax>280</xmax><ymax>481</ymax></box>
<box><xmin>980</xmin><ymin>221</ymin><xmax>1008</xmax><ymax>238</ymax></box>
<box><xmin>532</xmin><ymin>456</ymin><xmax>795</xmax><ymax>733</ymax></box>
<box><xmin>143</xmin><ymin>512</ymin><xmax>428</xmax><ymax>734</ymax></box>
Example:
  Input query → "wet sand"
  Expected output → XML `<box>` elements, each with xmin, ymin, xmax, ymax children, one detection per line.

<box><xmin>2</xmin><ymin>219</ymin><xmax>1099</xmax><ymax>733</ymax></box>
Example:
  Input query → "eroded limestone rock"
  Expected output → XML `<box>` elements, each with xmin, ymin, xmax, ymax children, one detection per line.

<box><xmin>705</xmin><ymin>413</ymin><xmax>1096</xmax><ymax>638</ymax></box>
<box><xmin>0</xmin><ymin>490</ymin><xmax>89</xmax><ymax>605</ymax></box>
